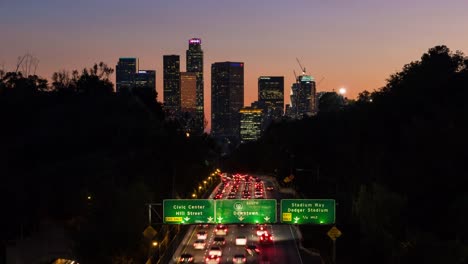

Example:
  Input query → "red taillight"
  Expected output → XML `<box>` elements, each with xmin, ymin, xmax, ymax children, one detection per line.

<box><xmin>206</xmin><ymin>257</ymin><xmax>209</xmax><ymax>261</ymax></box>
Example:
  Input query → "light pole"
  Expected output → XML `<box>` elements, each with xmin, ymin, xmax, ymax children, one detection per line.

<box><xmin>151</xmin><ymin>240</ymin><xmax>160</xmax><ymax>260</ymax></box>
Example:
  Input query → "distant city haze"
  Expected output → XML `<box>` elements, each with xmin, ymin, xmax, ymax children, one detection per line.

<box><xmin>1</xmin><ymin>0</ymin><xmax>467</xmax><ymax>132</ymax></box>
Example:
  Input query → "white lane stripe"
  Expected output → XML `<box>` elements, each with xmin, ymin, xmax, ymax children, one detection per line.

<box><xmin>289</xmin><ymin>225</ymin><xmax>304</xmax><ymax>264</ymax></box>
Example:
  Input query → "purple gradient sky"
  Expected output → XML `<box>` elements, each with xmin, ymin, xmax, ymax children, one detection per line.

<box><xmin>1</xmin><ymin>0</ymin><xmax>467</xmax><ymax>130</ymax></box>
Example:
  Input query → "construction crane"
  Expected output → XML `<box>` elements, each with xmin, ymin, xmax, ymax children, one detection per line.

<box><xmin>296</xmin><ymin>58</ymin><xmax>306</xmax><ymax>75</ymax></box>
<box><xmin>317</xmin><ymin>77</ymin><xmax>325</xmax><ymax>86</ymax></box>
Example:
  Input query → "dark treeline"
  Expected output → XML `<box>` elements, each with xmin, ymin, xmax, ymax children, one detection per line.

<box><xmin>0</xmin><ymin>63</ymin><xmax>219</xmax><ymax>263</ymax></box>
<box><xmin>224</xmin><ymin>46</ymin><xmax>468</xmax><ymax>263</ymax></box>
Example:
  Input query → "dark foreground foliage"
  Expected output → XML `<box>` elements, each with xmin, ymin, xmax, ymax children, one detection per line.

<box><xmin>0</xmin><ymin>63</ymin><xmax>218</xmax><ymax>263</ymax></box>
<box><xmin>224</xmin><ymin>46</ymin><xmax>468</xmax><ymax>264</ymax></box>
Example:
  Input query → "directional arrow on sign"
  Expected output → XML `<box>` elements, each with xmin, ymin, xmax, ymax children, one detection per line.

<box><xmin>184</xmin><ymin>217</ymin><xmax>190</xmax><ymax>222</ymax></box>
<box><xmin>264</xmin><ymin>216</ymin><xmax>270</xmax><ymax>222</ymax></box>
<box><xmin>217</xmin><ymin>216</ymin><xmax>223</xmax><ymax>223</ymax></box>
<box><xmin>238</xmin><ymin>216</ymin><xmax>245</xmax><ymax>221</ymax></box>
<box><xmin>207</xmin><ymin>217</ymin><xmax>213</xmax><ymax>223</ymax></box>
<box><xmin>294</xmin><ymin>216</ymin><xmax>300</xmax><ymax>223</ymax></box>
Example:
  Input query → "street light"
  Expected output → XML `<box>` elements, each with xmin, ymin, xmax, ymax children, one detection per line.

<box><xmin>151</xmin><ymin>240</ymin><xmax>160</xmax><ymax>259</ymax></box>
<box><xmin>192</xmin><ymin>193</ymin><xmax>197</xmax><ymax>198</ymax></box>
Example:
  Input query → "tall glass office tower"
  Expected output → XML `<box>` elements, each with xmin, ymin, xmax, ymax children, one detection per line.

<box><xmin>163</xmin><ymin>55</ymin><xmax>181</xmax><ymax>112</ymax></box>
<box><xmin>116</xmin><ymin>58</ymin><xmax>137</xmax><ymax>94</ymax></box>
<box><xmin>211</xmin><ymin>62</ymin><xmax>244</xmax><ymax>141</ymax></box>
<box><xmin>186</xmin><ymin>38</ymin><xmax>204</xmax><ymax>134</ymax></box>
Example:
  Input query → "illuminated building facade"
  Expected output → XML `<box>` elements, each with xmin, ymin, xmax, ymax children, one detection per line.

<box><xmin>258</xmin><ymin>76</ymin><xmax>284</xmax><ymax>127</ymax></box>
<box><xmin>290</xmin><ymin>74</ymin><xmax>316</xmax><ymax>118</ymax></box>
<box><xmin>211</xmin><ymin>62</ymin><xmax>244</xmax><ymax>141</ymax></box>
<box><xmin>186</xmin><ymin>38</ymin><xmax>204</xmax><ymax>134</ymax></box>
<box><xmin>116</xmin><ymin>58</ymin><xmax>137</xmax><ymax>94</ymax></box>
<box><xmin>134</xmin><ymin>70</ymin><xmax>156</xmax><ymax>100</ymax></box>
<box><xmin>180</xmin><ymin>72</ymin><xmax>197</xmax><ymax>112</ymax></box>
<box><xmin>163</xmin><ymin>55</ymin><xmax>181</xmax><ymax>112</ymax></box>
<box><xmin>239</xmin><ymin>107</ymin><xmax>263</xmax><ymax>143</ymax></box>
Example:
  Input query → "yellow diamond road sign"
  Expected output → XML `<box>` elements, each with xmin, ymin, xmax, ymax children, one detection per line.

<box><xmin>143</xmin><ymin>225</ymin><xmax>157</xmax><ymax>239</ymax></box>
<box><xmin>327</xmin><ymin>226</ymin><xmax>342</xmax><ymax>240</ymax></box>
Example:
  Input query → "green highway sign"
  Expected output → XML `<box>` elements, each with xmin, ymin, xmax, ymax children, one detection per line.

<box><xmin>281</xmin><ymin>199</ymin><xmax>335</xmax><ymax>224</ymax></box>
<box><xmin>163</xmin><ymin>199</ymin><xmax>215</xmax><ymax>224</ymax></box>
<box><xmin>215</xmin><ymin>199</ymin><xmax>276</xmax><ymax>224</ymax></box>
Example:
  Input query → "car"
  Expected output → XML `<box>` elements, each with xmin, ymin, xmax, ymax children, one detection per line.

<box><xmin>256</xmin><ymin>224</ymin><xmax>267</xmax><ymax>236</ymax></box>
<box><xmin>193</xmin><ymin>239</ymin><xmax>206</xmax><ymax>250</ymax></box>
<box><xmin>235</xmin><ymin>235</ymin><xmax>247</xmax><ymax>246</ymax></box>
<box><xmin>215</xmin><ymin>224</ymin><xmax>228</xmax><ymax>235</ymax></box>
<box><xmin>197</xmin><ymin>230</ymin><xmax>207</xmax><ymax>240</ymax></box>
<box><xmin>245</xmin><ymin>244</ymin><xmax>260</xmax><ymax>256</ymax></box>
<box><xmin>259</xmin><ymin>233</ymin><xmax>273</xmax><ymax>244</ymax></box>
<box><xmin>208</xmin><ymin>246</ymin><xmax>222</xmax><ymax>257</ymax></box>
<box><xmin>178</xmin><ymin>253</ymin><xmax>194</xmax><ymax>263</ymax></box>
<box><xmin>205</xmin><ymin>255</ymin><xmax>220</xmax><ymax>264</ymax></box>
<box><xmin>232</xmin><ymin>254</ymin><xmax>247</xmax><ymax>264</ymax></box>
<box><xmin>266</xmin><ymin>186</ymin><xmax>274</xmax><ymax>191</ymax></box>
<box><xmin>213</xmin><ymin>236</ymin><xmax>226</xmax><ymax>246</ymax></box>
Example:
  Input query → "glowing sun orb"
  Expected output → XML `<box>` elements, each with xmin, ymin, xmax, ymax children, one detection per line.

<box><xmin>339</xmin><ymin>87</ymin><xmax>347</xmax><ymax>95</ymax></box>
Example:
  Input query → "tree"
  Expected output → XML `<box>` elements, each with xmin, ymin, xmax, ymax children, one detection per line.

<box><xmin>0</xmin><ymin>71</ymin><xmax>48</xmax><ymax>94</ymax></box>
<box><xmin>76</xmin><ymin>62</ymin><xmax>114</xmax><ymax>95</ymax></box>
<box><xmin>51</xmin><ymin>70</ymin><xmax>79</xmax><ymax>93</ymax></box>
<box><xmin>51</xmin><ymin>62</ymin><xmax>114</xmax><ymax>95</ymax></box>
<box><xmin>317</xmin><ymin>91</ymin><xmax>347</xmax><ymax>113</ymax></box>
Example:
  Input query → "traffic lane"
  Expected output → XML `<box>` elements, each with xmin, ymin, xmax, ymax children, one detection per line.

<box><xmin>176</xmin><ymin>225</ymin><xmax>217</xmax><ymax>264</ymax></box>
<box><xmin>228</xmin><ymin>224</ymin><xmax>260</xmax><ymax>264</ymax></box>
<box><xmin>255</xmin><ymin>224</ymin><xmax>303</xmax><ymax>264</ymax></box>
<box><xmin>217</xmin><ymin>224</ymin><xmax>256</xmax><ymax>263</ymax></box>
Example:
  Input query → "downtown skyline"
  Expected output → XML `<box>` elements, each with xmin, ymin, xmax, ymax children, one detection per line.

<box><xmin>1</xmin><ymin>0</ymin><xmax>467</xmax><ymax>131</ymax></box>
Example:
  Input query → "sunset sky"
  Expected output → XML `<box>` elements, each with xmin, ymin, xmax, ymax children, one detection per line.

<box><xmin>1</xmin><ymin>0</ymin><xmax>467</xmax><ymax>130</ymax></box>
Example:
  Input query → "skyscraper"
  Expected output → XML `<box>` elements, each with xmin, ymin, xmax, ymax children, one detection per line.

<box><xmin>258</xmin><ymin>76</ymin><xmax>284</xmax><ymax>127</ymax></box>
<box><xmin>239</xmin><ymin>106</ymin><xmax>263</xmax><ymax>143</ymax></box>
<box><xmin>180</xmin><ymin>72</ymin><xmax>197</xmax><ymax>113</ymax></box>
<box><xmin>134</xmin><ymin>70</ymin><xmax>156</xmax><ymax>101</ymax></box>
<box><xmin>186</xmin><ymin>38</ymin><xmax>204</xmax><ymax>134</ymax></box>
<box><xmin>163</xmin><ymin>55</ymin><xmax>181</xmax><ymax>112</ymax></box>
<box><xmin>116</xmin><ymin>58</ymin><xmax>137</xmax><ymax>94</ymax></box>
<box><xmin>211</xmin><ymin>62</ymin><xmax>244</xmax><ymax>141</ymax></box>
<box><xmin>290</xmin><ymin>74</ymin><xmax>316</xmax><ymax>118</ymax></box>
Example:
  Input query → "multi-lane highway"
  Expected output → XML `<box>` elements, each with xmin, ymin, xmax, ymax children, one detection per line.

<box><xmin>168</xmin><ymin>173</ymin><xmax>314</xmax><ymax>264</ymax></box>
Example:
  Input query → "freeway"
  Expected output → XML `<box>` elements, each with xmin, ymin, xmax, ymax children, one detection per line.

<box><xmin>169</xmin><ymin>173</ymin><xmax>319</xmax><ymax>264</ymax></box>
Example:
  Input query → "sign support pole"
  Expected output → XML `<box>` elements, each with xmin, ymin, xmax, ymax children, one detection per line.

<box><xmin>148</xmin><ymin>204</ymin><xmax>152</xmax><ymax>226</ymax></box>
<box><xmin>332</xmin><ymin>239</ymin><xmax>336</xmax><ymax>264</ymax></box>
